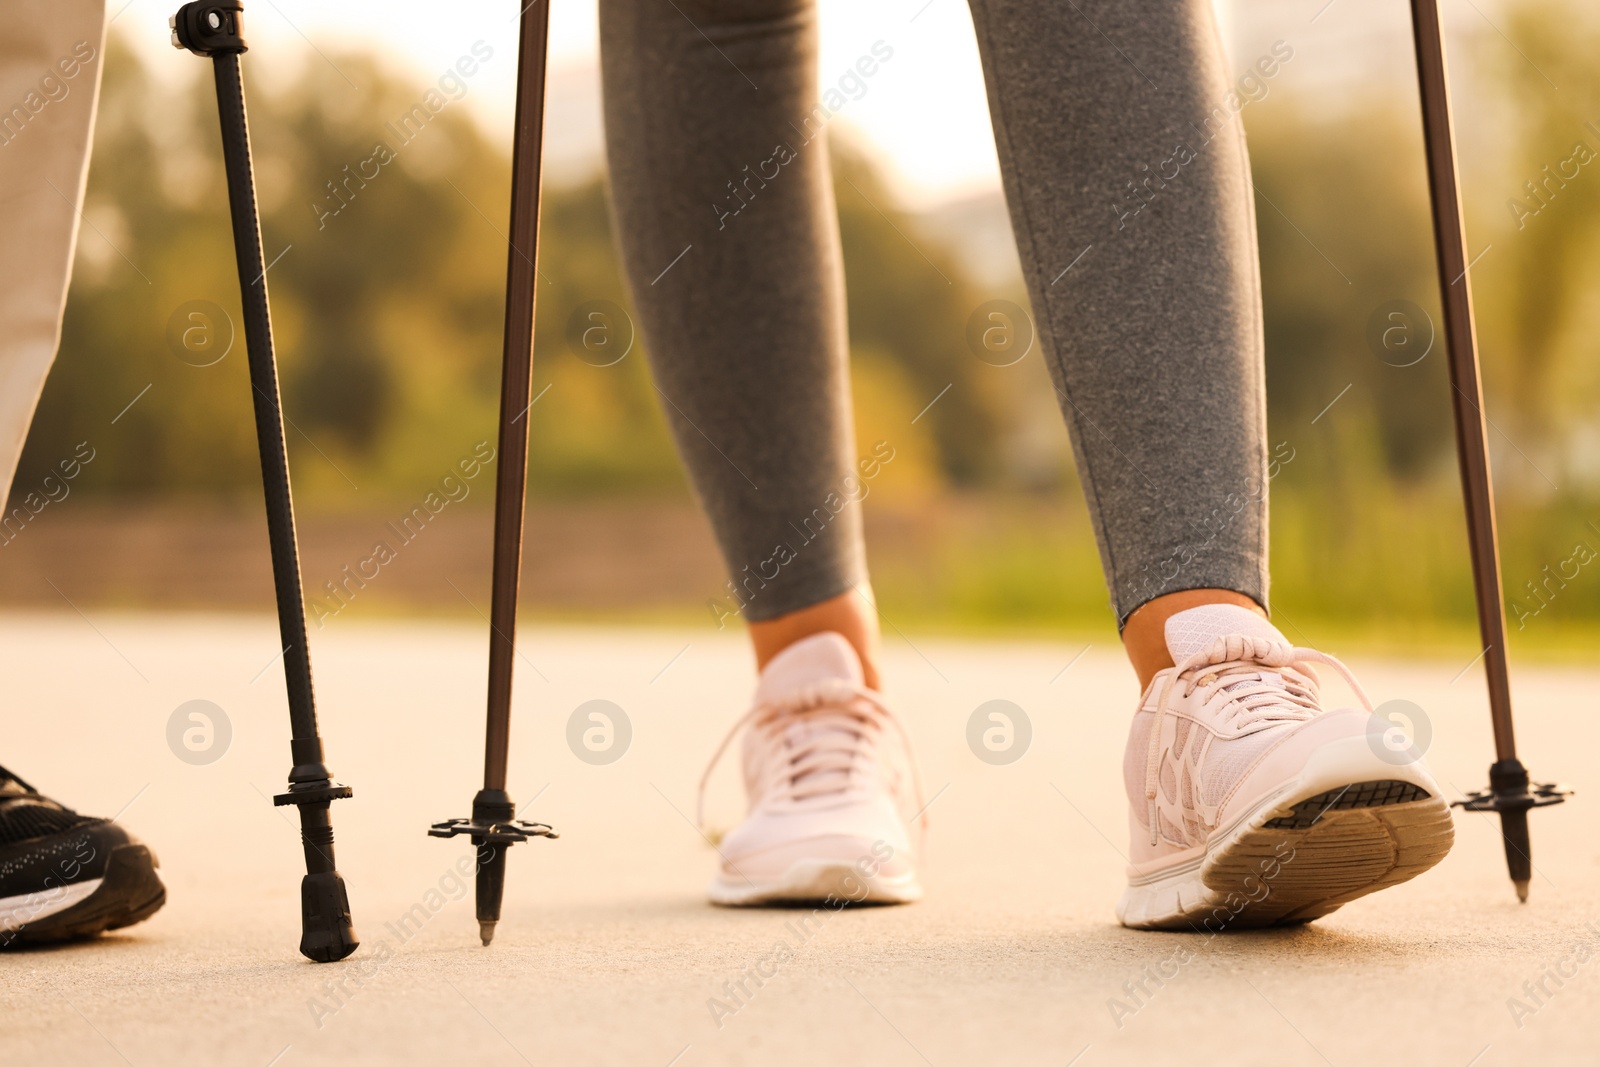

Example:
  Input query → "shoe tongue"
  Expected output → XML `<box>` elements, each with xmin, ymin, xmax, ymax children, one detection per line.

<box><xmin>754</xmin><ymin>632</ymin><xmax>865</xmax><ymax>705</ymax></box>
<box><xmin>751</xmin><ymin>633</ymin><xmax>871</xmax><ymax>796</ymax></box>
<box><xmin>0</xmin><ymin>767</ymin><xmax>34</xmax><ymax>801</ymax></box>
<box><xmin>0</xmin><ymin>767</ymin><xmax>66</xmax><ymax>814</ymax></box>
<box><xmin>1164</xmin><ymin>604</ymin><xmax>1287</xmax><ymax>662</ymax></box>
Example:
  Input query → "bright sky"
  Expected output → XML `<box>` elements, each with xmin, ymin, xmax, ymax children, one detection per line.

<box><xmin>115</xmin><ymin>0</ymin><xmax>1042</xmax><ymax>208</ymax></box>
<box><xmin>113</xmin><ymin>0</ymin><xmax>1460</xmax><ymax>209</ymax></box>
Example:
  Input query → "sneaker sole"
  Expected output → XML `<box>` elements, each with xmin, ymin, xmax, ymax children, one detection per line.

<box><xmin>709</xmin><ymin>859</ymin><xmax>922</xmax><ymax>907</ymax></box>
<box><xmin>1119</xmin><ymin>749</ymin><xmax>1454</xmax><ymax>930</ymax></box>
<box><xmin>1</xmin><ymin>844</ymin><xmax>166</xmax><ymax>947</ymax></box>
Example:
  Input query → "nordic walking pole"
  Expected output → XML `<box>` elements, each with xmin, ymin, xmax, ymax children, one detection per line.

<box><xmin>1407</xmin><ymin>0</ymin><xmax>1569</xmax><ymax>902</ymax></box>
<box><xmin>171</xmin><ymin>2</ymin><xmax>358</xmax><ymax>961</ymax></box>
<box><xmin>430</xmin><ymin>0</ymin><xmax>557</xmax><ymax>947</ymax></box>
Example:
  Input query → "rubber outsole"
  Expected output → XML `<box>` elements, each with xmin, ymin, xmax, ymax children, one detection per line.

<box><xmin>1119</xmin><ymin>778</ymin><xmax>1455</xmax><ymax>930</ymax></box>
<box><xmin>1263</xmin><ymin>780</ymin><xmax>1431</xmax><ymax>830</ymax></box>
<box><xmin>709</xmin><ymin>859</ymin><xmax>922</xmax><ymax>907</ymax></box>
<box><xmin>1</xmin><ymin>844</ymin><xmax>166</xmax><ymax>947</ymax></box>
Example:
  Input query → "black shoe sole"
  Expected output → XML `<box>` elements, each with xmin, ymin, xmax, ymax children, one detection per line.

<box><xmin>3</xmin><ymin>843</ymin><xmax>166</xmax><ymax>947</ymax></box>
<box><xmin>1262</xmin><ymin>780</ymin><xmax>1433</xmax><ymax>830</ymax></box>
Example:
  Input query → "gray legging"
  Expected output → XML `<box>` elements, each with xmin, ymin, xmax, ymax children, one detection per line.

<box><xmin>599</xmin><ymin>0</ymin><xmax>1269</xmax><ymax>628</ymax></box>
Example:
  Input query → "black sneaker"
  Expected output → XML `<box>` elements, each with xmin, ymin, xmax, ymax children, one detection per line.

<box><xmin>0</xmin><ymin>765</ymin><xmax>166</xmax><ymax>947</ymax></box>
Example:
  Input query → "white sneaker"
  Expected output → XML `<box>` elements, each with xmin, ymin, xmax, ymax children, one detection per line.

<box><xmin>1117</xmin><ymin>604</ymin><xmax>1454</xmax><ymax>929</ymax></box>
<box><xmin>697</xmin><ymin>632</ymin><xmax>925</xmax><ymax>906</ymax></box>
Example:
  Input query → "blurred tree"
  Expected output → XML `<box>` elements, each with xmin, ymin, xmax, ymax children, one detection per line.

<box><xmin>832</xmin><ymin>142</ymin><xmax>1004</xmax><ymax>487</ymax></box>
<box><xmin>13</xmin><ymin>32</ymin><xmax>1009</xmax><ymax>508</ymax></box>
<box><xmin>1471</xmin><ymin>0</ymin><xmax>1600</xmax><ymax>484</ymax></box>
<box><xmin>13</xmin><ymin>33</ymin><xmax>260</xmax><ymax>499</ymax></box>
<box><xmin>1244</xmin><ymin>101</ymin><xmax>1449</xmax><ymax>485</ymax></box>
<box><xmin>11</xmin><ymin>15</ymin><xmax>1600</xmax><ymax>638</ymax></box>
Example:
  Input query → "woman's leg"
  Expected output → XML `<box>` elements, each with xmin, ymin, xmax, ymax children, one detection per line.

<box><xmin>0</xmin><ymin>0</ymin><xmax>106</xmax><ymax>497</ymax></box>
<box><xmin>967</xmin><ymin>0</ymin><xmax>1271</xmax><ymax>687</ymax></box>
<box><xmin>599</xmin><ymin>0</ymin><xmax>882</xmax><ymax>683</ymax></box>
<box><xmin>0</xmin><ymin>0</ymin><xmax>169</xmax><ymax>949</ymax></box>
<box><xmin>964</xmin><ymin>3</ymin><xmax>1459</xmax><ymax>927</ymax></box>
<box><xmin>600</xmin><ymin>1</ymin><xmax>924</xmax><ymax>906</ymax></box>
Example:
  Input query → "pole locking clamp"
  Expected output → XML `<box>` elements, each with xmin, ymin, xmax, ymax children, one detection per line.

<box><xmin>170</xmin><ymin>1</ymin><xmax>247</xmax><ymax>56</ymax></box>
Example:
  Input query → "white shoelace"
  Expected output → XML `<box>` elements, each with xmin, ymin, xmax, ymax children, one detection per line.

<box><xmin>1142</xmin><ymin>634</ymin><xmax>1374</xmax><ymax>845</ymax></box>
<box><xmin>697</xmin><ymin>679</ymin><xmax>928</xmax><ymax>837</ymax></box>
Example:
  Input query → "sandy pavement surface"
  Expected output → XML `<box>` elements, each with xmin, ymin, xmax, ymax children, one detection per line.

<box><xmin>1</xmin><ymin>613</ymin><xmax>1595</xmax><ymax>1066</ymax></box>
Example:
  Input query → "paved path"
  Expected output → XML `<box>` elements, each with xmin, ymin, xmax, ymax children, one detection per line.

<box><xmin>2</xmin><ymin>614</ymin><xmax>1595</xmax><ymax>1066</ymax></box>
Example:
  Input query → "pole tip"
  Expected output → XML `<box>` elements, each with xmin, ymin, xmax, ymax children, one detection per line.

<box><xmin>1514</xmin><ymin>879</ymin><xmax>1530</xmax><ymax>903</ymax></box>
<box><xmin>299</xmin><ymin>870</ymin><xmax>360</xmax><ymax>963</ymax></box>
<box><xmin>479</xmin><ymin>920</ymin><xmax>497</xmax><ymax>946</ymax></box>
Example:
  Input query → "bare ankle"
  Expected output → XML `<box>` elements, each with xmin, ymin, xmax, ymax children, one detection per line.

<box><xmin>748</xmin><ymin>587</ymin><xmax>884</xmax><ymax>690</ymax></box>
<box><xmin>1121</xmin><ymin>589</ymin><xmax>1267</xmax><ymax>691</ymax></box>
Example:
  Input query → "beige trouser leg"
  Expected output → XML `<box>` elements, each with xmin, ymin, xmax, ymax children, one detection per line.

<box><xmin>0</xmin><ymin>1</ymin><xmax>107</xmax><ymax>497</ymax></box>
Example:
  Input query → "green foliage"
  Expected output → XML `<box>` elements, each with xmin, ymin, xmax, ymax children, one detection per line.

<box><xmin>16</xmin><ymin>10</ymin><xmax>1600</xmax><ymax>642</ymax></box>
<box><xmin>17</xmin><ymin>34</ymin><xmax>1008</xmax><ymax>508</ymax></box>
<box><xmin>1473</xmin><ymin>0</ymin><xmax>1600</xmax><ymax>443</ymax></box>
<box><xmin>832</xmin><ymin>147</ymin><xmax>1005</xmax><ymax>486</ymax></box>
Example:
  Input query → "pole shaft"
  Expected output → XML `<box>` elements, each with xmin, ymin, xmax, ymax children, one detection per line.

<box><xmin>212</xmin><ymin>53</ymin><xmax>320</xmax><ymax>748</ymax></box>
<box><xmin>484</xmin><ymin>1</ymin><xmax>552</xmax><ymax>792</ymax></box>
<box><xmin>1408</xmin><ymin>0</ymin><xmax>1516</xmax><ymax>760</ymax></box>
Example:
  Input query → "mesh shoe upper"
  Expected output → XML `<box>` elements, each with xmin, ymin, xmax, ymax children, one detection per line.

<box><xmin>698</xmin><ymin>634</ymin><xmax>925</xmax><ymax>878</ymax></box>
<box><xmin>1123</xmin><ymin>605</ymin><xmax>1377</xmax><ymax>857</ymax></box>
<box><xmin>0</xmin><ymin>766</ymin><xmax>163</xmax><ymax>943</ymax></box>
<box><xmin>0</xmin><ymin>766</ymin><xmax>98</xmax><ymax>848</ymax></box>
<box><xmin>0</xmin><ymin>764</ymin><xmax>139</xmax><ymax>908</ymax></box>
